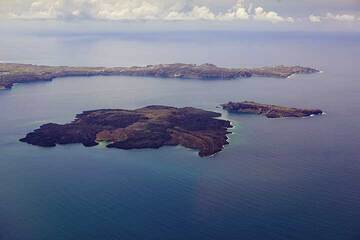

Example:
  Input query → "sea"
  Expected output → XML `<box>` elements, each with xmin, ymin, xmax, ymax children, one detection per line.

<box><xmin>0</xmin><ymin>30</ymin><xmax>359</xmax><ymax>240</ymax></box>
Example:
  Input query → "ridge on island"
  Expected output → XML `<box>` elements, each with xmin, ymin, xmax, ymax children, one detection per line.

<box><xmin>221</xmin><ymin>101</ymin><xmax>323</xmax><ymax>118</ymax></box>
<box><xmin>20</xmin><ymin>106</ymin><xmax>232</xmax><ymax>157</ymax></box>
<box><xmin>0</xmin><ymin>63</ymin><xmax>319</xmax><ymax>89</ymax></box>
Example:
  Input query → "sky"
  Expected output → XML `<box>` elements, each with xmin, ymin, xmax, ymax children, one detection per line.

<box><xmin>0</xmin><ymin>0</ymin><xmax>360</xmax><ymax>32</ymax></box>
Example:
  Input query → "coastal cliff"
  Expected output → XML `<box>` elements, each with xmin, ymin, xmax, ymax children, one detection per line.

<box><xmin>0</xmin><ymin>63</ymin><xmax>319</xmax><ymax>89</ymax></box>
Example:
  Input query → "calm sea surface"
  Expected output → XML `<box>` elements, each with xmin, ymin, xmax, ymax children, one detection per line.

<box><xmin>0</xmin><ymin>31</ymin><xmax>360</xmax><ymax>240</ymax></box>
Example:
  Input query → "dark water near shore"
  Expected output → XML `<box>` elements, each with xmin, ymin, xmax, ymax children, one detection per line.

<box><xmin>1</xmin><ymin>31</ymin><xmax>360</xmax><ymax>240</ymax></box>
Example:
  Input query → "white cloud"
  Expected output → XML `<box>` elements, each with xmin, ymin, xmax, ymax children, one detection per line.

<box><xmin>287</xmin><ymin>17</ymin><xmax>295</xmax><ymax>23</ymax></box>
<box><xmin>6</xmin><ymin>0</ymin><xmax>165</xmax><ymax>20</ymax></box>
<box><xmin>165</xmin><ymin>6</ymin><xmax>216</xmax><ymax>21</ymax></box>
<box><xmin>217</xmin><ymin>0</ymin><xmax>249</xmax><ymax>21</ymax></box>
<box><xmin>326</xmin><ymin>12</ymin><xmax>356</xmax><ymax>22</ymax></box>
<box><xmin>3</xmin><ymin>0</ymin><xmax>360</xmax><ymax>27</ymax></box>
<box><xmin>191</xmin><ymin>6</ymin><xmax>216</xmax><ymax>20</ymax></box>
<box><xmin>165</xmin><ymin>0</ymin><xmax>250</xmax><ymax>22</ymax></box>
<box><xmin>253</xmin><ymin>7</ymin><xmax>293</xmax><ymax>23</ymax></box>
<box><xmin>8</xmin><ymin>0</ymin><xmax>62</xmax><ymax>19</ymax></box>
<box><xmin>96</xmin><ymin>1</ymin><xmax>160</xmax><ymax>20</ymax></box>
<box><xmin>309</xmin><ymin>15</ymin><xmax>321</xmax><ymax>23</ymax></box>
<box><xmin>308</xmin><ymin>12</ymin><xmax>358</xmax><ymax>23</ymax></box>
<box><xmin>3</xmin><ymin>0</ymin><xmax>293</xmax><ymax>24</ymax></box>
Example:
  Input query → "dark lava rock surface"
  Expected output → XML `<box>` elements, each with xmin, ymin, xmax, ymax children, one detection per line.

<box><xmin>20</xmin><ymin>106</ymin><xmax>232</xmax><ymax>157</ymax></box>
<box><xmin>222</xmin><ymin>101</ymin><xmax>323</xmax><ymax>118</ymax></box>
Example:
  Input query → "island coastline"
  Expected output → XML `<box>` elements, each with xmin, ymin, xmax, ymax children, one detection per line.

<box><xmin>20</xmin><ymin>106</ymin><xmax>233</xmax><ymax>157</ymax></box>
<box><xmin>0</xmin><ymin>63</ymin><xmax>319</xmax><ymax>90</ymax></box>
<box><xmin>221</xmin><ymin>101</ymin><xmax>323</xmax><ymax>118</ymax></box>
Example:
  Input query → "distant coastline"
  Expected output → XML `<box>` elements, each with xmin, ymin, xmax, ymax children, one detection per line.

<box><xmin>0</xmin><ymin>63</ymin><xmax>319</xmax><ymax>90</ymax></box>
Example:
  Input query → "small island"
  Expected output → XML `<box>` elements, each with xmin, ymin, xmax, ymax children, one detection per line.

<box><xmin>0</xmin><ymin>63</ymin><xmax>319</xmax><ymax>89</ymax></box>
<box><xmin>20</xmin><ymin>106</ymin><xmax>232</xmax><ymax>157</ymax></box>
<box><xmin>221</xmin><ymin>101</ymin><xmax>323</xmax><ymax>118</ymax></box>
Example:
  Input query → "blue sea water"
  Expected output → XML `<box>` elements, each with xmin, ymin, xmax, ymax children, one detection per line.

<box><xmin>0</xmin><ymin>31</ymin><xmax>360</xmax><ymax>240</ymax></box>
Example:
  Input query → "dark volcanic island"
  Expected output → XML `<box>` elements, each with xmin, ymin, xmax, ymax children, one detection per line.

<box><xmin>0</xmin><ymin>63</ymin><xmax>319</xmax><ymax>89</ymax></box>
<box><xmin>20</xmin><ymin>106</ymin><xmax>232</xmax><ymax>157</ymax></box>
<box><xmin>222</xmin><ymin>101</ymin><xmax>323</xmax><ymax>118</ymax></box>
<box><xmin>13</xmin><ymin>62</ymin><xmax>322</xmax><ymax>157</ymax></box>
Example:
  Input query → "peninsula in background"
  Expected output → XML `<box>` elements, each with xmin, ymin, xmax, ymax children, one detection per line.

<box><xmin>0</xmin><ymin>63</ymin><xmax>319</xmax><ymax>89</ymax></box>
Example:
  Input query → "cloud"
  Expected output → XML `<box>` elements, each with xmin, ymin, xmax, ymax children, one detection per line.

<box><xmin>2</xmin><ymin>0</ymin><xmax>293</xmax><ymax>24</ymax></box>
<box><xmin>2</xmin><ymin>0</ymin><xmax>360</xmax><ymax>28</ymax></box>
<box><xmin>217</xmin><ymin>0</ymin><xmax>249</xmax><ymax>21</ymax></box>
<box><xmin>95</xmin><ymin>1</ymin><xmax>161</xmax><ymax>20</ymax></box>
<box><xmin>7</xmin><ymin>0</ymin><xmax>60</xmax><ymax>19</ymax></box>
<box><xmin>165</xmin><ymin>1</ymin><xmax>250</xmax><ymax>21</ymax></box>
<box><xmin>308</xmin><ymin>12</ymin><xmax>358</xmax><ymax>23</ymax></box>
<box><xmin>253</xmin><ymin>7</ymin><xmax>294</xmax><ymax>23</ymax></box>
<box><xmin>5</xmin><ymin>0</ymin><xmax>166</xmax><ymax>20</ymax></box>
<box><xmin>326</xmin><ymin>13</ymin><xmax>356</xmax><ymax>22</ymax></box>
<box><xmin>165</xmin><ymin>6</ymin><xmax>216</xmax><ymax>21</ymax></box>
<box><xmin>309</xmin><ymin>15</ymin><xmax>321</xmax><ymax>23</ymax></box>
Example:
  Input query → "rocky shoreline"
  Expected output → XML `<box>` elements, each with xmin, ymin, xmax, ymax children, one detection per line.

<box><xmin>20</xmin><ymin>106</ymin><xmax>232</xmax><ymax>157</ymax></box>
<box><xmin>0</xmin><ymin>63</ymin><xmax>319</xmax><ymax>89</ymax></box>
<box><xmin>221</xmin><ymin>101</ymin><xmax>323</xmax><ymax>118</ymax></box>
<box><xmin>20</xmin><ymin>102</ymin><xmax>325</xmax><ymax>156</ymax></box>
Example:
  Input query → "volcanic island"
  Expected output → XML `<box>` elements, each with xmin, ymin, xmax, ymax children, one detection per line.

<box><xmin>221</xmin><ymin>101</ymin><xmax>323</xmax><ymax>118</ymax></box>
<box><xmin>20</xmin><ymin>106</ymin><xmax>232</xmax><ymax>157</ymax></box>
<box><xmin>15</xmin><ymin>63</ymin><xmax>323</xmax><ymax>157</ymax></box>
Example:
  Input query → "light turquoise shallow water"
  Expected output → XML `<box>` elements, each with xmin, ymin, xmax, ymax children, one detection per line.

<box><xmin>0</xmin><ymin>31</ymin><xmax>360</xmax><ymax>240</ymax></box>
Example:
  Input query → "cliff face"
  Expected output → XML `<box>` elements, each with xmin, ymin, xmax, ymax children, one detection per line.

<box><xmin>0</xmin><ymin>63</ymin><xmax>319</xmax><ymax>89</ymax></box>
<box><xmin>222</xmin><ymin>101</ymin><xmax>323</xmax><ymax>118</ymax></box>
<box><xmin>20</xmin><ymin>106</ymin><xmax>232</xmax><ymax>157</ymax></box>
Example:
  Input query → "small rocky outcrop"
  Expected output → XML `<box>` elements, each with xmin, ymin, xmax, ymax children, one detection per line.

<box><xmin>221</xmin><ymin>101</ymin><xmax>323</xmax><ymax>118</ymax></box>
<box><xmin>20</xmin><ymin>106</ymin><xmax>232</xmax><ymax>157</ymax></box>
